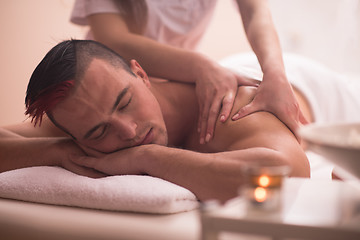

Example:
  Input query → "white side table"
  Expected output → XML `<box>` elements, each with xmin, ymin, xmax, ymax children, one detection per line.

<box><xmin>200</xmin><ymin>178</ymin><xmax>360</xmax><ymax>240</ymax></box>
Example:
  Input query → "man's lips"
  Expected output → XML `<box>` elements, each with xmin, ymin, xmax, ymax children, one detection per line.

<box><xmin>139</xmin><ymin>128</ymin><xmax>154</xmax><ymax>145</ymax></box>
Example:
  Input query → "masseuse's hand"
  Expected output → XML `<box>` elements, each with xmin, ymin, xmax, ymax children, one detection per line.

<box><xmin>196</xmin><ymin>61</ymin><xmax>258</xmax><ymax>144</ymax></box>
<box><xmin>232</xmin><ymin>71</ymin><xmax>308</xmax><ymax>139</ymax></box>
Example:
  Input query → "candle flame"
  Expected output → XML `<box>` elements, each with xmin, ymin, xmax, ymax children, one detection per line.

<box><xmin>258</xmin><ymin>175</ymin><xmax>270</xmax><ymax>187</ymax></box>
<box><xmin>254</xmin><ymin>187</ymin><xmax>267</xmax><ymax>202</ymax></box>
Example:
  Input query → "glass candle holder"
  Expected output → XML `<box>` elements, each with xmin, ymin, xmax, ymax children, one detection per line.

<box><xmin>241</xmin><ymin>165</ymin><xmax>291</xmax><ymax>216</ymax></box>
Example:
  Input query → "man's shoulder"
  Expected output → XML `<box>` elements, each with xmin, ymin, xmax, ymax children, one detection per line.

<box><xmin>3</xmin><ymin>117</ymin><xmax>67</xmax><ymax>138</ymax></box>
<box><xmin>185</xmin><ymin>86</ymin><xmax>297</xmax><ymax>153</ymax></box>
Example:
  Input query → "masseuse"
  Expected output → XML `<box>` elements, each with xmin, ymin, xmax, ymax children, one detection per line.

<box><xmin>70</xmin><ymin>0</ymin><xmax>307</xmax><ymax>143</ymax></box>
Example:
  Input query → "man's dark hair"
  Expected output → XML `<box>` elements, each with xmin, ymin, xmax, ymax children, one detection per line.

<box><xmin>25</xmin><ymin>39</ymin><xmax>134</xmax><ymax>126</ymax></box>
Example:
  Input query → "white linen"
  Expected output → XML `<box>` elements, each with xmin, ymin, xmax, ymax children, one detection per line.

<box><xmin>0</xmin><ymin>166</ymin><xmax>199</xmax><ymax>214</ymax></box>
<box><xmin>220</xmin><ymin>52</ymin><xmax>360</xmax><ymax>124</ymax></box>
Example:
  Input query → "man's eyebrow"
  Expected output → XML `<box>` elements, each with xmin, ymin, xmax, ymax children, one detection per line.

<box><xmin>111</xmin><ymin>86</ymin><xmax>130</xmax><ymax>112</ymax></box>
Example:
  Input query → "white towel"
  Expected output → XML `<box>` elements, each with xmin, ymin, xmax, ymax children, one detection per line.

<box><xmin>0</xmin><ymin>166</ymin><xmax>199</xmax><ymax>214</ymax></box>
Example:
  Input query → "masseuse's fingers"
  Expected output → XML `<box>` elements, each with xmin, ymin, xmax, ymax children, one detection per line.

<box><xmin>198</xmin><ymin>80</ymin><xmax>257</xmax><ymax>144</ymax></box>
<box><xmin>299</xmin><ymin>109</ymin><xmax>309</xmax><ymax>125</ymax></box>
<box><xmin>198</xmin><ymin>89</ymin><xmax>234</xmax><ymax>144</ymax></box>
<box><xmin>269</xmin><ymin>98</ymin><xmax>309</xmax><ymax>142</ymax></box>
<box><xmin>219</xmin><ymin>91</ymin><xmax>236</xmax><ymax>122</ymax></box>
<box><xmin>196</xmin><ymin>67</ymin><xmax>259</xmax><ymax>144</ymax></box>
<box><xmin>198</xmin><ymin>95</ymin><xmax>211</xmax><ymax>144</ymax></box>
<box><xmin>290</xmin><ymin>108</ymin><xmax>309</xmax><ymax>141</ymax></box>
<box><xmin>202</xmin><ymin>91</ymin><xmax>236</xmax><ymax>143</ymax></box>
<box><xmin>232</xmin><ymin>99</ymin><xmax>261</xmax><ymax>121</ymax></box>
<box><xmin>203</xmin><ymin>94</ymin><xmax>223</xmax><ymax>144</ymax></box>
<box><xmin>225</xmin><ymin>75</ymin><xmax>260</xmax><ymax>122</ymax></box>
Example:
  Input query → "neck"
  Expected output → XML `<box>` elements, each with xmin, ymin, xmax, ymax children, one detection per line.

<box><xmin>150</xmin><ymin>79</ymin><xmax>198</xmax><ymax>147</ymax></box>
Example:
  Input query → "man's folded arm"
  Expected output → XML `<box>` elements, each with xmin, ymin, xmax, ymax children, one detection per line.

<box><xmin>0</xmin><ymin>126</ymin><xmax>105</xmax><ymax>177</ymax></box>
<box><xmin>0</xmin><ymin>126</ymin><xmax>69</xmax><ymax>172</ymax></box>
<box><xmin>142</xmin><ymin>145</ymin><xmax>293</xmax><ymax>202</ymax></box>
<box><xmin>71</xmin><ymin>142</ymin><xmax>304</xmax><ymax>202</ymax></box>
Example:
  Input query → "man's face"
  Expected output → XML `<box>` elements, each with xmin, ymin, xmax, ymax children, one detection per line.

<box><xmin>51</xmin><ymin>58</ymin><xmax>168</xmax><ymax>154</ymax></box>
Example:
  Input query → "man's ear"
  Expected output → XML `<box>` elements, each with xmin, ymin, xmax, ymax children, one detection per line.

<box><xmin>129</xmin><ymin>59</ymin><xmax>151</xmax><ymax>88</ymax></box>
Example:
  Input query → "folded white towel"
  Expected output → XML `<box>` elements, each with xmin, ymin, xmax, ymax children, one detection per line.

<box><xmin>0</xmin><ymin>166</ymin><xmax>199</xmax><ymax>214</ymax></box>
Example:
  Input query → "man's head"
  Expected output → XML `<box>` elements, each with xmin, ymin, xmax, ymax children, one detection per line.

<box><xmin>25</xmin><ymin>40</ymin><xmax>133</xmax><ymax>125</ymax></box>
<box><xmin>26</xmin><ymin>40</ymin><xmax>168</xmax><ymax>153</ymax></box>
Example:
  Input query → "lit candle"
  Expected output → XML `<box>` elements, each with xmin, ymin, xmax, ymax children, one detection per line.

<box><xmin>241</xmin><ymin>165</ymin><xmax>290</xmax><ymax>214</ymax></box>
<box><xmin>254</xmin><ymin>187</ymin><xmax>267</xmax><ymax>202</ymax></box>
<box><xmin>258</xmin><ymin>175</ymin><xmax>270</xmax><ymax>187</ymax></box>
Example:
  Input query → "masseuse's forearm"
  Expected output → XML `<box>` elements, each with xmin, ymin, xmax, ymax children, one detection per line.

<box><xmin>91</xmin><ymin>25</ymin><xmax>212</xmax><ymax>83</ymax></box>
<box><xmin>111</xmin><ymin>34</ymin><xmax>210</xmax><ymax>82</ymax></box>
<box><xmin>237</xmin><ymin>0</ymin><xmax>286</xmax><ymax>77</ymax></box>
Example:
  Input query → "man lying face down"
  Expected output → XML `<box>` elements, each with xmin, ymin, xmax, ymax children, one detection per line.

<box><xmin>5</xmin><ymin>40</ymin><xmax>310</xmax><ymax>202</ymax></box>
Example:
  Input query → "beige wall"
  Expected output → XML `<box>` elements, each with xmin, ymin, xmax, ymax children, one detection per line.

<box><xmin>1</xmin><ymin>0</ymin><xmax>359</xmax><ymax>126</ymax></box>
<box><xmin>0</xmin><ymin>0</ymin><xmax>249</xmax><ymax>126</ymax></box>
<box><xmin>0</xmin><ymin>1</ymin><xmax>87</xmax><ymax>126</ymax></box>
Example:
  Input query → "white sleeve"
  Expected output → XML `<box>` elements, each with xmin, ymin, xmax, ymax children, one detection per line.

<box><xmin>70</xmin><ymin>0</ymin><xmax>122</xmax><ymax>26</ymax></box>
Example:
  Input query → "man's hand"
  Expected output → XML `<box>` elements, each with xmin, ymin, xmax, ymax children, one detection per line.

<box><xmin>57</xmin><ymin>138</ymin><xmax>108</xmax><ymax>178</ymax></box>
<box><xmin>69</xmin><ymin>145</ymin><xmax>151</xmax><ymax>176</ymax></box>
<box><xmin>195</xmin><ymin>62</ymin><xmax>258</xmax><ymax>144</ymax></box>
<box><xmin>231</xmin><ymin>71</ymin><xmax>308</xmax><ymax>140</ymax></box>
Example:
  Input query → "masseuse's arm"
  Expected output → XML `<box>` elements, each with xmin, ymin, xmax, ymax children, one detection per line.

<box><xmin>71</xmin><ymin>88</ymin><xmax>310</xmax><ymax>202</ymax></box>
<box><xmin>0</xmin><ymin>120</ymin><xmax>104</xmax><ymax>177</ymax></box>
<box><xmin>88</xmin><ymin>13</ymin><xmax>256</xmax><ymax>144</ymax></box>
<box><xmin>234</xmin><ymin>0</ymin><xmax>307</xmax><ymax>134</ymax></box>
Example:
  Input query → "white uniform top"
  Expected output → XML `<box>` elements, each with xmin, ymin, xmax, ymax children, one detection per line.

<box><xmin>71</xmin><ymin>0</ymin><xmax>218</xmax><ymax>50</ymax></box>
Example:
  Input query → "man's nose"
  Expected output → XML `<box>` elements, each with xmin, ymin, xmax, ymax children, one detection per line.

<box><xmin>110</xmin><ymin>116</ymin><xmax>137</xmax><ymax>140</ymax></box>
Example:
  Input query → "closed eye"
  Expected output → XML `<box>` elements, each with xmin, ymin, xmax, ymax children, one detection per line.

<box><xmin>117</xmin><ymin>96</ymin><xmax>132</xmax><ymax>111</ymax></box>
<box><xmin>93</xmin><ymin>124</ymin><xmax>109</xmax><ymax>140</ymax></box>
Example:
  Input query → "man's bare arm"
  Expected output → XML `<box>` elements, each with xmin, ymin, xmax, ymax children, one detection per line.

<box><xmin>70</xmin><ymin>143</ymin><xmax>296</xmax><ymax>202</ymax></box>
<box><xmin>3</xmin><ymin>117</ymin><xmax>67</xmax><ymax>138</ymax></box>
<box><xmin>0</xmin><ymin>122</ymin><xmax>105</xmax><ymax>177</ymax></box>
<box><xmin>0</xmin><ymin>126</ymin><xmax>68</xmax><ymax>172</ymax></box>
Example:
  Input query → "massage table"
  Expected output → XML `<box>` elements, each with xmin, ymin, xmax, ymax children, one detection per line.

<box><xmin>1</xmin><ymin>153</ymin><xmax>360</xmax><ymax>240</ymax></box>
<box><xmin>0</xmin><ymin>166</ymin><xmax>200</xmax><ymax>240</ymax></box>
<box><xmin>0</xmin><ymin>198</ymin><xmax>199</xmax><ymax>240</ymax></box>
<box><xmin>1</xmin><ymin>179</ymin><xmax>359</xmax><ymax>240</ymax></box>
